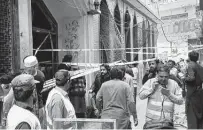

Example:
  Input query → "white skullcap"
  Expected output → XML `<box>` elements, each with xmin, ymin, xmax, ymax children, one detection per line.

<box><xmin>23</xmin><ymin>56</ymin><xmax>38</xmax><ymax>68</ymax></box>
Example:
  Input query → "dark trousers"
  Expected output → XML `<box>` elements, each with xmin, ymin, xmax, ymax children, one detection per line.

<box><xmin>134</xmin><ymin>87</ymin><xmax>137</xmax><ymax>104</ymax></box>
<box><xmin>186</xmin><ymin>103</ymin><xmax>203</xmax><ymax>129</ymax></box>
<box><xmin>0</xmin><ymin>101</ymin><xmax>2</xmax><ymax>126</ymax></box>
<box><xmin>76</xmin><ymin>113</ymin><xmax>86</xmax><ymax>118</ymax></box>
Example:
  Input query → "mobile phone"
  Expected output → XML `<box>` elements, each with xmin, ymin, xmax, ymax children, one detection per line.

<box><xmin>157</xmin><ymin>80</ymin><xmax>167</xmax><ymax>88</ymax></box>
<box><xmin>160</xmin><ymin>84</ymin><xmax>167</xmax><ymax>88</ymax></box>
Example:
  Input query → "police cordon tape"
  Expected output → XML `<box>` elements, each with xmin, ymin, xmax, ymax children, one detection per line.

<box><xmin>42</xmin><ymin>60</ymin><xmax>122</xmax><ymax>92</ymax></box>
<box><xmin>42</xmin><ymin>58</ymin><xmax>156</xmax><ymax>92</ymax></box>
<box><xmin>34</xmin><ymin>46</ymin><xmax>189</xmax><ymax>52</ymax></box>
<box><xmin>42</xmin><ymin>47</ymin><xmax>203</xmax><ymax>92</ymax></box>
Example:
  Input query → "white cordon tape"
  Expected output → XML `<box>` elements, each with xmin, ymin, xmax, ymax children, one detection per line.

<box><xmin>33</xmin><ymin>46</ymin><xmax>189</xmax><ymax>52</ymax></box>
<box><xmin>40</xmin><ymin>58</ymin><xmax>157</xmax><ymax>68</ymax></box>
<box><xmin>42</xmin><ymin>58</ymin><xmax>156</xmax><ymax>91</ymax></box>
<box><xmin>42</xmin><ymin>60</ymin><xmax>123</xmax><ymax>91</ymax></box>
<box><xmin>189</xmin><ymin>47</ymin><xmax>203</xmax><ymax>52</ymax></box>
<box><xmin>34</xmin><ymin>44</ymin><xmax>203</xmax><ymax>52</ymax></box>
<box><xmin>42</xmin><ymin>68</ymin><xmax>100</xmax><ymax>92</ymax></box>
<box><xmin>42</xmin><ymin>47</ymin><xmax>203</xmax><ymax>92</ymax></box>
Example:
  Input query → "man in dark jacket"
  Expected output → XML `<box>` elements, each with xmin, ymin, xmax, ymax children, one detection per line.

<box><xmin>142</xmin><ymin>59</ymin><xmax>159</xmax><ymax>85</ymax></box>
<box><xmin>89</xmin><ymin>64</ymin><xmax>111</xmax><ymax>118</ymax></box>
<box><xmin>184</xmin><ymin>51</ymin><xmax>203</xmax><ymax>129</ymax></box>
<box><xmin>69</xmin><ymin>66</ymin><xmax>86</xmax><ymax>118</ymax></box>
<box><xmin>91</xmin><ymin>64</ymin><xmax>111</xmax><ymax>95</ymax></box>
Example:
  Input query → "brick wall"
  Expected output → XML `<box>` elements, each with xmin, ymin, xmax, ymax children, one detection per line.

<box><xmin>0</xmin><ymin>0</ymin><xmax>13</xmax><ymax>75</ymax></box>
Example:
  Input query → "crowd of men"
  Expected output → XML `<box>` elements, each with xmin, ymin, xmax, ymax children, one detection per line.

<box><xmin>0</xmin><ymin>51</ymin><xmax>203</xmax><ymax>129</ymax></box>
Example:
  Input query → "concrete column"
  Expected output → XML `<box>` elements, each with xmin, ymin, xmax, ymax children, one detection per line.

<box><xmin>85</xmin><ymin>15</ymin><xmax>94</xmax><ymax>106</ymax></box>
<box><xmin>130</xmin><ymin>12</ymin><xmax>134</xmax><ymax>61</ymax></box>
<box><xmin>18</xmin><ymin>0</ymin><xmax>33</xmax><ymax>69</ymax></box>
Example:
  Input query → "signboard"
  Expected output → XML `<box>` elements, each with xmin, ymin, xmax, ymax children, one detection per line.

<box><xmin>161</xmin><ymin>13</ymin><xmax>188</xmax><ymax>20</ymax></box>
<box><xmin>151</xmin><ymin>0</ymin><xmax>178</xmax><ymax>4</ymax></box>
<box><xmin>163</xmin><ymin>19</ymin><xmax>200</xmax><ymax>35</ymax></box>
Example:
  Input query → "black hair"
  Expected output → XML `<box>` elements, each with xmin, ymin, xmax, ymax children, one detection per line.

<box><xmin>148</xmin><ymin>59</ymin><xmax>160</xmax><ymax>65</ymax></box>
<box><xmin>118</xmin><ymin>65</ymin><xmax>126</xmax><ymax>73</ymax></box>
<box><xmin>188</xmin><ymin>51</ymin><xmax>199</xmax><ymax>62</ymax></box>
<box><xmin>133</xmin><ymin>63</ymin><xmax>139</xmax><ymax>67</ymax></box>
<box><xmin>168</xmin><ymin>60</ymin><xmax>176</xmax><ymax>65</ymax></box>
<box><xmin>0</xmin><ymin>72</ymin><xmax>21</xmax><ymax>84</ymax></box>
<box><xmin>58</xmin><ymin>64</ymin><xmax>71</xmax><ymax>71</ymax></box>
<box><xmin>100</xmin><ymin>64</ymin><xmax>111</xmax><ymax>72</ymax></box>
<box><xmin>13</xmin><ymin>88</ymin><xmax>34</xmax><ymax>102</ymax></box>
<box><xmin>110</xmin><ymin>67</ymin><xmax>122</xmax><ymax>80</ymax></box>
<box><xmin>126</xmin><ymin>68</ymin><xmax>134</xmax><ymax>77</ymax></box>
<box><xmin>55</xmin><ymin>70</ymin><xmax>70</xmax><ymax>86</ymax></box>
<box><xmin>62</xmin><ymin>54</ymin><xmax>73</xmax><ymax>62</ymax></box>
<box><xmin>157</xmin><ymin>64</ymin><xmax>170</xmax><ymax>74</ymax></box>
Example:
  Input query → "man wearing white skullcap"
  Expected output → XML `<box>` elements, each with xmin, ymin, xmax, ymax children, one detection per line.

<box><xmin>23</xmin><ymin>56</ymin><xmax>39</xmax><ymax>76</ymax></box>
<box><xmin>23</xmin><ymin>55</ymin><xmax>46</xmax><ymax>128</ymax></box>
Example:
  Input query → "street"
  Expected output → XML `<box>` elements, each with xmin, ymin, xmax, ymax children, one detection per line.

<box><xmin>132</xmin><ymin>98</ymin><xmax>147</xmax><ymax>129</ymax></box>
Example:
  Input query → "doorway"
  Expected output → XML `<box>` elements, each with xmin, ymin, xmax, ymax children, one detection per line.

<box><xmin>31</xmin><ymin>0</ymin><xmax>58</xmax><ymax>80</ymax></box>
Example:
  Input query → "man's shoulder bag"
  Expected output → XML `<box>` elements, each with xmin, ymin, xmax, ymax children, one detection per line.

<box><xmin>143</xmin><ymin>119</ymin><xmax>174</xmax><ymax>129</ymax></box>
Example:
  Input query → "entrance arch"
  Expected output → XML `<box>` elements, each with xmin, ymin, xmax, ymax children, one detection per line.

<box><xmin>114</xmin><ymin>4</ymin><xmax>121</xmax><ymax>32</ymax></box>
<box><xmin>133</xmin><ymin>14</ymin><xmax>138</xmax><ymax>61</ymax></box>
<box><xmin>124</xmin><ymin>10</ymin><xmax>131</xmax><ymax>62</ymax></box>
<box><xmin>100</xmin><ymin>0</ymin><xmax>110</xmax><ymax>63</ymax></box>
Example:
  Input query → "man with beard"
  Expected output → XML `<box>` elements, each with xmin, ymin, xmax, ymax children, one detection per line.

<box><xmin>23</xmin><ymin>56</ymin><xmax>45</xmax><ymax>113</ymax></box>
<box><xmin>69</xmin><ymin>66</ymin><xmax>86</xmax><ymax>118</ymax></box>
<box><xmin>23</xmin><ymin>56</ymin><xmax>46</xmax><ymax>128</ymax></box>
<box><xmin>184</xmin><ymin>51</ymin><xmax>203</xmax><ymax>129</ymax></box>
<box><xmin>45</xmin><ymin>69</ymin><xmax>76</xmax><ymax>129</ymax></box>
<box><xmin>142</xmin><ymin>59</ymin><xmax>159</xmax><ymax>85</ymax></box>
<box><xmin>89</xmin><ymin>64</ymin><xmax>111</xmax><ymax>118</ymax></box>
<box><xmin>139</xmin><ymin>64</ymin><xmax>183</xmax><ymax>129</ymax></box>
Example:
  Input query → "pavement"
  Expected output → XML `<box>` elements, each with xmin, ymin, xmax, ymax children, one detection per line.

<box><xmin>131</xmin><ymin>98</ymin><xmax>148</xmax><ymax>129</ymax></box>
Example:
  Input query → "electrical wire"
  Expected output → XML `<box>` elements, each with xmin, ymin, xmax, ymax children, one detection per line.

<box><xmin>156</xmin><ymin>2</ymin><xmax>173</xmax><ymax>44</ymax></box>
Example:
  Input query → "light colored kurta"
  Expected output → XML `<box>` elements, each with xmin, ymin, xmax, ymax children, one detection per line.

<box><xmin>96</xmin><ymin>79</ymin><xmax>134</xmax><ymax>129</ymax></box>
<box><xmin>139</xmin><ymin>78</ymin><xmax>183</xmax><ymax>123</ymax></box>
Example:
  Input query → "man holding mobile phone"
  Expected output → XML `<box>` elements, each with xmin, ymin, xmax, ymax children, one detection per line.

<box><xmin>139</xmin><ymin>64</ymin><xmax>184</xmax><ymax>129</ymax></box>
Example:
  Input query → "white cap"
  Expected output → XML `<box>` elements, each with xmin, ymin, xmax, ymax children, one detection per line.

<box><xmin>24</xmin><ymin>56</ymin><xmax>38</xmax><ymax>68</ymax></box>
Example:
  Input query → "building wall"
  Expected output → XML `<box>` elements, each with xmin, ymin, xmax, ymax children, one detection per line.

<box><xmin>102</xmin><ymin>0</ymin><xmax>158</xmax><ymax>89</ymax></box>
<box><xmin>0</xmin><ymin>0</ymin><xmax>14</xmax><ymax>75</ymax></box>
<box><xmin>104</xmin><ymin>0</ymin><xmax>157</xmax><ymax>60</ymax></box>
<box><xmin>14</xmin><ymin>0</ymin><xmax>158</xmax><ymax>92</ymax></box>
<box><xmin>156</xmin><ymin>0</ymin><xmax>201</xmax><ymax>61</ymax></box>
